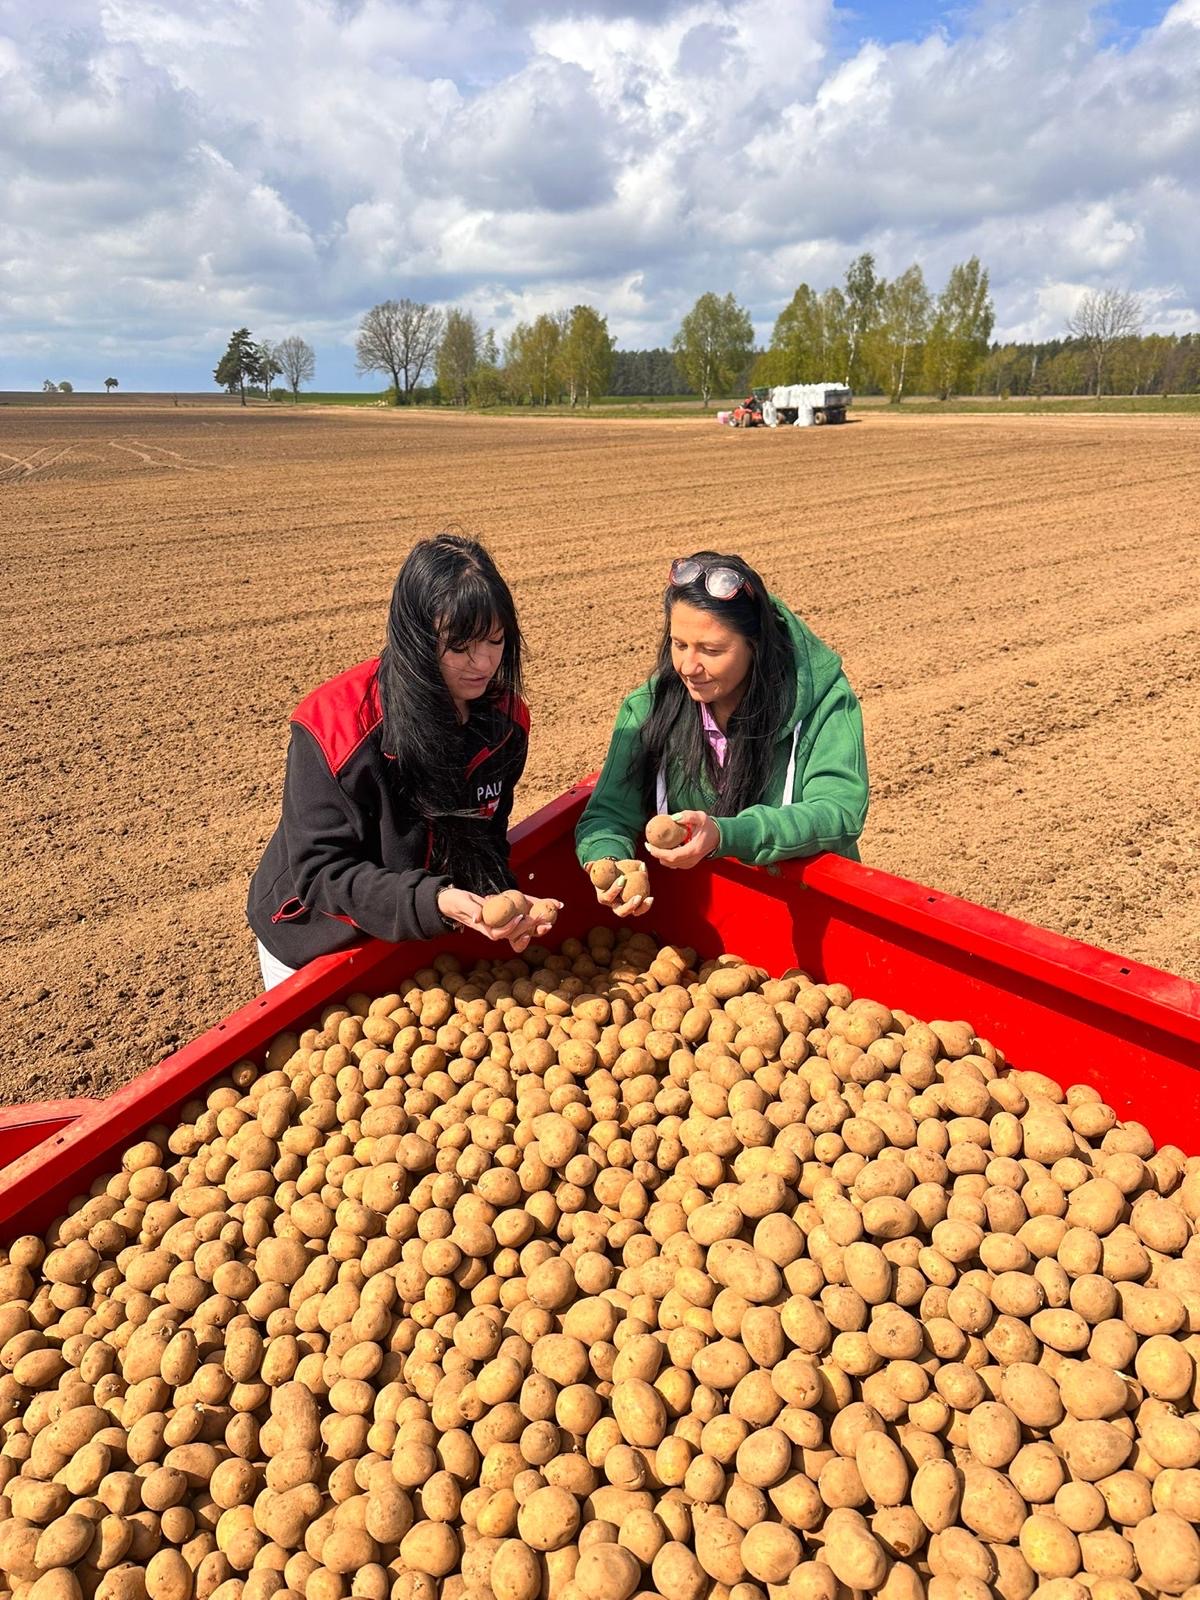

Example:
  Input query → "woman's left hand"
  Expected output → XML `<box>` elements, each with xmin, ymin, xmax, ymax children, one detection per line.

<box><xmin>645</xmin><ymin>810</ymin><xmax>720</xmax><ymax>870</ymax></box>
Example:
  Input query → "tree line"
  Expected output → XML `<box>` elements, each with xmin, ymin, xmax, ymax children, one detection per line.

<box><xmin>213</xmin><ymin>274</ymin><xmax>1198</xmax><ymax>408</ymax></box>
<box><xmin>747</xmin><ymin>254</ymin><xmax>996</xmax><ymax>402</ymax></box>
<box><xmin>353</xmin><ymin>300</ymin><xmax>616</xmax><ymax>408</ymax></box>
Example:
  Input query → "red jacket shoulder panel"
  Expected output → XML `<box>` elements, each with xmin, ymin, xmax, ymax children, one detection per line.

<box><xmin>293</xmin><ymin>658</ymin><xmax>383</xmax><ymax>774</ymax></box>
<box><xmin>498</xmin><ymin>692</ymin><xmax>531</xmax><ymax>734</ymax></box>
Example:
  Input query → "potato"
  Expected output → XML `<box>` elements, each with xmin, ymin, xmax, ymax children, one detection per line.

<box><xmin>615</xmin><ymin>860</ymin><xmax>651</xmax><ymax>904</ymax></box>
<box><xmin>692</xmin><ymin>1511</ymin><xmax>746</xmax><ymax>1583</ymax></box>
<box><xmin>820</xmin><ymin>1509</ymin><xmax>887</xmax><ymax>1590</ymax></box>
<box><xmin>1001</xmin><ymin>1362</ymin><xmax>1065</xmax><ymax>1429</ymax></box>
<box><xmin>1130</xmin><ymin>1510</ymin><xmax>1200</xmax><ymax>1594</ymax></box>
<box><xmin>1019</xmin><ymin>1513</ymin><xmax>1081</xmax><ymax>1579</ymax></box>
<box><xmin>958</xmin><ymin>1466</ymin><xmax>1027</xmax><ymax>1544</ymax></box>
<box><xmin>516</xmin><ymin>1487</ymin><xmax>580</xmax><ymax>1552</ymax></box>
<box><xmin>1059</xmin><ymin>1360</ymin><xmax>1129</xmax><ymax>1421</ymax></box>
<box><xmin>35</xmin><ymin>1515</ymin><xmax>95</xmax><ymax>1569</ymax></box>
<box><xmin>398</xmin><ymin>1522</ymin><xmax>459</xmax><ymax>1578</ymax></box>
<box><xmin>740</xmin><ymin>1525</ymin><xmax>803</xmax><ymax>1585</ymax></box>
<box><xmin>1136</xmin><ymin>1335</ymin><xmax>1194</xmax><ymax>1400</ymax></box>
<box><xmin>855</xmin><ymin>1432</ymin><xmax>909</xmax><ymax>1507</ymax></box>
<box><xmin>650</xmin><ymin>1541</ymin><xmax>708</xmax><ymax>1600</ymax></box>
<box><xmin>482</xmin><ymin>892</ymin><xmax>527</xmax><ymax>930</ymax></box>
<box><xmin>911</xmin><ymin>1459</ymin><xmax>962</xmax><ymax>1533</ymax></box>
<box><xmin>586</xmin><ymin>860</ymin><xmax>622</xmax><ymax>892</ymax></box>
<box><xmin>490</xmin><ymin>1541</ymin><xmax>542</xmax><ymax>1600</ymax></box>
<box><xmin>646</xmin><ymin>816</ymin><xmax>688</xmax><ymax>851</ymax></box>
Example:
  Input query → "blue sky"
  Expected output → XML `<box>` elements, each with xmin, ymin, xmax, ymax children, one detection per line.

<box><xmin>842</xmin><ymin>0</ymin><xmax>1166</xmax><ymax>45</ymax></box>
<box><xmin>1</xmin><ymin>0</ymin><xmax>1197</xmax><ymax>391</ymax></box>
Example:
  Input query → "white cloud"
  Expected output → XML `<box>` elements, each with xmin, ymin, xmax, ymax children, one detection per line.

<box><xmin>0</xmin><ymin>0</ymin><xmax>1197</xmax><ymax>386</ymax></box>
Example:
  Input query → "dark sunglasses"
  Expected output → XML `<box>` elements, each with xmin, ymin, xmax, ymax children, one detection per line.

<box><xmin>669</xmin><ymin>556</ymin><xmax>751</xmax><ymax>600</ymax></box>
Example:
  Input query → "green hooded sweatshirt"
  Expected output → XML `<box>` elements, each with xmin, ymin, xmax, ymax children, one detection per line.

<box><xmin>575</xmin><ymin>600</ymin><xmax>868</xmax><ymax>868</ymax></box>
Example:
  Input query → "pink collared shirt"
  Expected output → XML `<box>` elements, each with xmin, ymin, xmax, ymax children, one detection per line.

<box><xmin>700</xmin><ymin>701</ymin><xmax>727</xmax><ymax>766</ymax></box>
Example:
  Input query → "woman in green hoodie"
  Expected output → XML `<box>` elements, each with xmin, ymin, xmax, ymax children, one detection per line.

<box><xmin>576</xmin><ymin>551</ymin><xmax>868</xmax><ymax>915</ymax></box>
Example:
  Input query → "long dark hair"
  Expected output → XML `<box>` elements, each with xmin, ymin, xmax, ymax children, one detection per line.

<box><xmin>636</xmin><ymin>551</ymin><xmax>795</xmax><ymax>816</ymax></box>
<box><xmin>376</xmin><ymin>531</ymin><xmax>524</xmax><ymax>892</ymax></box>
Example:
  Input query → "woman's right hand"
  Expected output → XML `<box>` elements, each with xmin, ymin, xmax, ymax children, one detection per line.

<box><xmin>588</xmin><ymin>862</ymin><xmax>654</xmax><ymax>919</ymax></box>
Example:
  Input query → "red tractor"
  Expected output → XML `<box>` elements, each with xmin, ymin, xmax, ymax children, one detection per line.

<box><xmin>730</xmin><ymin>392</ymin><xmax>765</xmax><ymax>428</ymax></box>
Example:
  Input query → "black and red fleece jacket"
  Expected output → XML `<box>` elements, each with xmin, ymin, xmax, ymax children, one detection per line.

<box><xmin>247</xmin><ymin>658</ymin><xmax>529</xmax><ymax>969</ymax></box>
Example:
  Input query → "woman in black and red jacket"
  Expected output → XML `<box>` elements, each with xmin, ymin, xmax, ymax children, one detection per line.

<box><xmin>247</xmin><ymin>533</ymin><xmax>555</xmax><ymax>988</ymax></box>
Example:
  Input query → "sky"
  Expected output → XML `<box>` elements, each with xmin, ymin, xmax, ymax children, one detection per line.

<box><xmin>1</xmin><ymin>0</ymin><xmax>1196</xmax><ymax>392</ymax></box>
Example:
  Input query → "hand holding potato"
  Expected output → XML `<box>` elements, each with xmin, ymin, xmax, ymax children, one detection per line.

<box><xmin>585</xmin><ymin>857</ymin><xmax>653</xmax><ymax>918</ymax></box>
<box><xmin>479</xmin><ymin>889</ymin><xmax>562</xmax><ymax>952</ymax></box>
<box><xmin>645</xmin><ymin>809</ymin><xmax>720</xmax><ymax>870</ymax></box>
<box><xmin>438</xmin><ymin>887</ymin><xmax>561</xmax><ymax>952</ymax></box>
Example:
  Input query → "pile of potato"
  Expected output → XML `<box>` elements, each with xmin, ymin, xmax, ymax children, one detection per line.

<box><xmin>2</xmin><ymin>926</ymin><xmax>1200</xmax><ymax>1600</ymax></box>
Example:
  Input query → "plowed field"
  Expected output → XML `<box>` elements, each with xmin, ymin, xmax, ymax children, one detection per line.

<box><xmin>2</xmin><ymin>404</ymin><xmax>1198</xmax><ymax>1102</ymax></box>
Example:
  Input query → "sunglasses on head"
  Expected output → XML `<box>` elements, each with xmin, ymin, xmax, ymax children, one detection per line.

<box><xmin>669</xmin><ymin>557</ymin><xmax>751</xmax><ymax>600</ymax></box>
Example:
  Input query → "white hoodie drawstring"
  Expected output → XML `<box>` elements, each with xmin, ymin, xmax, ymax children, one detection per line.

<box><xmin>656</xmin><ymin>720</ymin><xmax>803</xmax><ymax>815</ymax></box>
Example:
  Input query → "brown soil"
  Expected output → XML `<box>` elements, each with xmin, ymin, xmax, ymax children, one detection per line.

<box><xmin>2</xmin><ymin>403</ymin><xmax>1197</xmax><ymax>1103</ymax></box>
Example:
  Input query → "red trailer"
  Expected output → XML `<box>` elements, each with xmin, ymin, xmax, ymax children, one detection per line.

<box><xmin>1</xmin><ymin>777</ymin><xmax>1198</xmax><ymax>1235</ymax></box>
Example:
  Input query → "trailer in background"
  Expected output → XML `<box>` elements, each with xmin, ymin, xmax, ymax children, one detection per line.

<box><xmin>763</xmin><ymin>383</ymin><xmax>852</xmax><ymax>426</ymax></box>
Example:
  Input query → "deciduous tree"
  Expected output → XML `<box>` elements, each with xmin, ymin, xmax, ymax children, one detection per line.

<box><xmin>757</xmin><ymin>283</ymin><xmax>848</xmax><ymax>385</ymax></box>
<box><xmin>437</xmin><ymin>309</ymin><xmax>480</xmax><ymax>406</ymax></box>
<box><xmin>525</xmin><ymin>314</ymin><xmax>564</xmax><ymax>406</ymax></box>
<box><xmin>561</xmin><ymin>305</ymin><xmax>613</xmax><ymax>407</ymax></box>
<box><xmin>844</xmin><ymin>252</ymin><xmax>882</xmax><ymax>390</ymax></box>
<box><xmin>254</xmin><ymin>341</ymin><xmax>282</xmax><ymax>400</ymax></box>
<box><xmin>672</xmin><ymin>292</ymin><xmax>754</xmax><ymax>407</ymax></box>
<box><xmin>356</xmin><ymin>299</ymin><xmax>444</xmax><ymax>403</ymax></box>
<box><xmin>923</xmin><ymin>258</ymin><xmax>994</xmax><ymax>400</ymax></box>
<box><xmin>276</xmin><ymin>336</ymin><xmax>315</xmax><ymax>402</ymax></box>
<box><xmin>1066</xmin><ymin>288</ymin><xmax>1143</xmax><ymax>396</ymax></box>
<box><xmin>875</xmin><ymin>264</ymin><xmax>930</xmax><ymax>401</ymax></box>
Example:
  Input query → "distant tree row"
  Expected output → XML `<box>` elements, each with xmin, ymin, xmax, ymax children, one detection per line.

<box><xmin>212</xmin><ymin>277</ymin><xmax>1196</xmax><ymax>412</ymax></box>
<box><xmin>607</xmin><ymin>350</ymin><xmax>695</xmax><ymax>396</ymax></box>
<box><xmin>352</xmin><ymin>298</ymin><xmax>615</xmax><ymax>409</ymax></box>
<box><xmin>749</xmin><ymin>254</ymin><xmax>995</xmax><ymax>401</ymax></box>
<box><xmin>968</xmin><ymin>290</ymin><xmax>1199</xmax><ymax>397</ymax></box>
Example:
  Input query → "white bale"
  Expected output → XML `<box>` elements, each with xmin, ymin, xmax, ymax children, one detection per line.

<box><xmin>793</xmin><ymin>405</ymin><xmax>814</xmax><ymax>428</ymax></box>
<box><xmin>762</xmin><ymin>400</ymin><xmax>778</xmax><ymax>427</ymax></box>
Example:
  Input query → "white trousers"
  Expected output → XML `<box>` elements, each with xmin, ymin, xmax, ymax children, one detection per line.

<box><xmin>257</xmin><ymin>939</ymin><xmax>299</xmax><ymax>991</ymax></box>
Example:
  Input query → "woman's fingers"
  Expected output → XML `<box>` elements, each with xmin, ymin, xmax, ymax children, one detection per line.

<box><xmin>533</xmin><ymin>898</ymin><xmax>564</xmax><ymax>929</ymax></box>
<box><xmin>648</xmin><ymin>813</ymin><xmax>718</xmax><ymax>871</ymax></box>
<box><xmin>613</xmin><ymin>893</ymin><xmax>653</xmax><ymax>919</ymax></box>
<box><xmin>596</xmin><ymin>876</ymin><xmax>626</xmax><ymax>906</ymax></box>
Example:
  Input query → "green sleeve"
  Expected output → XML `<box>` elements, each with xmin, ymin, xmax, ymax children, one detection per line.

<box><xmin>714</xmin><ymin>672</ymin><xmax>869</xmax><ymax>865</ymax></box>
<box><xmin>575</xmin><ymin>695</ymin><xmax>649</xmax><ymax>865</ymax></box>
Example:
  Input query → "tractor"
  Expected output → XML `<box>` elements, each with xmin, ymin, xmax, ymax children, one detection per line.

<box><xmin>722</xmin><ymin>383</ymin><xmax>852</xmax><ymax>428</ymax></box>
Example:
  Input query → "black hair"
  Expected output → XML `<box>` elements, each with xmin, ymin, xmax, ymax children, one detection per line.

<box><xmin>635</xmin><ymin>550</ymin><xmax>795</xmax><ymax>817</ymax></box>
<box><xmin>375</xmin><ymin>531</ymin><xmax>524</xmax><ymax>892</ymax></box>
